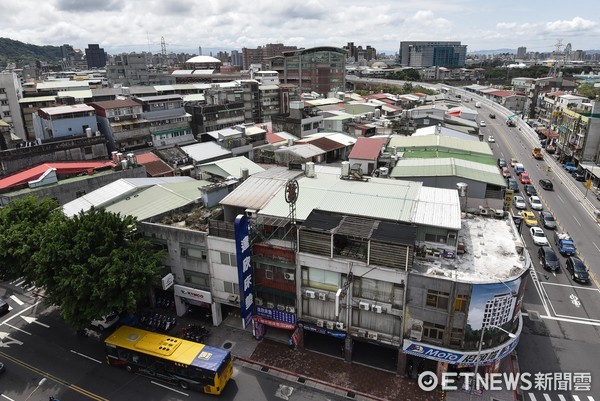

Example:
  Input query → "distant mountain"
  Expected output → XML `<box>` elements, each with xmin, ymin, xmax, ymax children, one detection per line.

<box><xmin>468</xmin><ymin>48</ymin><xmax>516</xmax><ymax>55</ymax></box>
<box><xmin>0</xmin><ymin>37</ymin><xmax>63</xmax><ymax>67</ymax></box>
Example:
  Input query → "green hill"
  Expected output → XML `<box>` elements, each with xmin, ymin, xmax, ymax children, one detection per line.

<box><xmin>0</xmin><ymin>37</ymin><xmax>63</xmax><ymax>67</ymax></box>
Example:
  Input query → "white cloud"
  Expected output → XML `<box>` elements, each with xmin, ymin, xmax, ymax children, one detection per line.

<box><xmin>544</xmin><ymin>17</ymin><xmax>597</xmax><ymax>33</ymax></box>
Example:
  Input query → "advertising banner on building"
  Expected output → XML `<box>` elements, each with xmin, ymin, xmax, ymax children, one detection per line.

<box><xmin>298</xmin><ymin>322</ymin><xmax>347</xmax><ymax>339</ymax></box>
<box><xmin>253</xmin><ymin>316</ymin><xmax>296</xmax><ymax>330</ymax></box>
<box><xmin>234</xmin><ymin>214</ymin><xmax>253</xmax><ymax>328</ymax></box>
<box><xmin>256</xmin><ymin>305</ymin><xmax>296</xmax><ymax>325</ymax></box>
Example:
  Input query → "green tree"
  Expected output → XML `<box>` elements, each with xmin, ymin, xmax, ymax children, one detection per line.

<box><xmin>576</xmin><ymin>82</ymin><xmax>600</xmax><ymax>100</ymax></box>
<box><xmin>33</xmin><ymin>207</ymin><xmax>164</xmax><ymax>329</ymax></box>
<box><xmin>0</xmin><ymin>196</ymin><xmax>59</xmax><ymax>283</ymax></box>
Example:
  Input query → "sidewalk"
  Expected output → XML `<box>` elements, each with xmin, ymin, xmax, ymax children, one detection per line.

<box><xmin>198</xmin><ymin>313</ymin><xmax>441</xmax><ymax>401</ymax></box>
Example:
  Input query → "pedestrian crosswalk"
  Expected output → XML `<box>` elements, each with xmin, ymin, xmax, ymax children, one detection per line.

<box><xmin>527</xmin><ymin>394</ymin><xmax>595</xmax><ymax>401</ymax></box>
<box><xmin>10</xmin><ymin>278</ymin><xmax>38</xmax><ymax>293</ymax></box>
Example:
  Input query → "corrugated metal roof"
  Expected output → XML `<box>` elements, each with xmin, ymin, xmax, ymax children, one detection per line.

<box><xmin>219</xmin><ymin>167</ymin><xmax>304</xmax><ymax>210</ymax></box>
<box><xmin>256</xmin><ymin>171</ymin><xmax>460</xmax><ymax>229</ymax></box>
<box><xmin>349</xmin><ymin>137</ymin><xmax>388</xmax><ymax>160</ymax></box>
<box><xmin>274</xmin><ymin>144</ymin><xmax>325</xmax><ymax>158</ymax></box>
<box><xmin>300</xmin><ymin>132</ymin><xmax>356</xmax><ymax>146</ymax></box>
<box><xmin>105</xmin><ymin>180</ymin><xmax>210</xmax><ymax>221</ymax></box>
<box><xmin>387</xmin><ymin>135</ymin><xmax>493</xmax><ymax>157</ymax></box>
<box><xmin>56</xmin><ymin>89</ymin><xmax>93</xmax><ymax>99</ymax></box>
<box><xmin>41</xmin><ymin>104</ymin><xmax>95</xmax><ymax>116</ymax></box>
<box><xmin>390</xmin><ymin>158</ymin><xmax>506</xmax><ymax>186</ymax></box>
<box><xmin>62</xmin><ymin>177</ymin><xmax>195</xmax><ymax>217</ymax></box>
<box><xmin>19</xmin><ymin>95</ymin><xmax>57</xmax><ymax>103</ymax></box>
<box><xmin>181</xmin><ymin>142</ymin><xmax>231</xmax><ymax>162</ymax></box>
<box><xmin>199</xmin><ymin>156</ymin><xmax>264</xmax><ymax>179</ymax></box>
<box><xmin>89</xmin><ymin>99</ymin><xmax>142</xmax><ymax>110</ymax></box>
<box><xmin>296</xmin><ymin>137</ymin><xmax>345</xmax><ymax>152</ymax></box>
<box><xmin>36</xmin><ymin>81</ymin><xmax>90</xmax><ymax>90</ymax></box>
<box><xmin>135</xmin><ymin>152</ymin><xmax>174</xmax><ymax>177</ymax></box>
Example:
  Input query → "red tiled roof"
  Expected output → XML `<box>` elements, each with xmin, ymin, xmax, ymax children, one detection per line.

<box><xmin>0</xmin><ymin>161</ymin><xmax>116</xmax><ymax>190</ymax></box>
<box><xmin>135</xmin><ymin>152</ymin><xmax>174</xmax><ymax>177</ymax></box>
<box><xmin>88</xmin><ymin>99</ymin><xmax>142</xmax><ymax>110</ymax></box>
<box><xmin>348</xmin><ymin>137</ymin><xmax>388</xmax><ymax>161</ymax></box>
<box><xmin>267</xmin><ymin>132</ymin><xmax>285</xmax><ymax>144</ymax></box>
<box><xmin>488</xmin><ymin>90</ymin><xmax>516</xmax><ymax>97</ymax></box>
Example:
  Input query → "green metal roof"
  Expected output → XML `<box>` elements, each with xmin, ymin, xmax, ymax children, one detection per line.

<box><xmin>387</xmin><ymin>135</ymin><xmax>494</xmax><ymax>164</ymax></box>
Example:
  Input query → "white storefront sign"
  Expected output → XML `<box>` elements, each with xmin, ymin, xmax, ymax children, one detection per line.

<box><xmin>174</xmin><ymin>284</ymin><xmax>212</xmax><ymax>304</ymax></box>
<box><xmin>161</xmin><ymin>273</ymin><xmax>174</xmax><ymax>290</ymax></box>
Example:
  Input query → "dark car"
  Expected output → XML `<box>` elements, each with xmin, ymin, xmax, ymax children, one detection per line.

<box><xmin>524</xmin><ymin>184</ymin><xmax>537</xmax><ymax>197</ymax></box>
<box><xmin>572</xmin><ymin>171</ymin><xmax>586</xmax><ymax>182</ymax></box>
<box><xmin>540</xmin><ymin>211</ymin><xmax>557</xmax><ymax>230</ymax></box>
<box><xmin>0</xmin><ymin>298</ymin><xmax>8</xmax><ymax>315</ymax></box>
<box><xmin>539</xmin><ymin>179</ymin><xmax>554</xmax><ymax>190</ymax></box>
<box><xmin>565</xmin><ymin>256</ymin><xmax>590</xmax><ymax>284</ymax></box>
<box><xmin>507</xmin><ymin>177</ymin><xmax>519</xmax><ymax>192</ymax></box>
<box><xmin>538</xmin><ymin>246</ymin><xmax>560</xmax><ymax>272</ymax></box>
<box><xmin>497</xmin><ymin>158</ymin><xmax>507</xmax><ymax>168</ymax></box>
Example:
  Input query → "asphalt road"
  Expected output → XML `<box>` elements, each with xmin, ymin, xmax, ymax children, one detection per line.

<box><xmin>473</xmin><ymin>98</ymin><xmax>600</xmax><ymax>400</ymax></box>
<box><xmin>0</xmin><ymin>284</ymin><xmax>348</xmax><ymax>401</ymax></box>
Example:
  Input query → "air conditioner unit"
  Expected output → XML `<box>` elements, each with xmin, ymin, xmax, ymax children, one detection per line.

<box><xmin>316</xmin><ymin>319</ymin><xmax>324</xmax><ymax>327</ymax></box>
<box><xmin>305</xmin><ymin>290</ymin><xmax>316</xmax><ymax>299</ymax></box>
<box><xmin>285</xmin><ymin>306</ymin><xmax>296</xmax><ymax>313</ymax></box>
<box><xmin>335</xmin><ymin>322</ymin><xmax>345</xmax><ymax>330</ymax></box>
<box><xmin>357</xmin><ymin>329</ymin><xmax>367</xmax><ymax>337</ymax></box>
<box><xmin>255</xmin><ymin>297</ymin><xmax>264</xmax><ymax>306</ymax></box>
<box><xmin>114</xmin><ymin>116</ymin><xmax>120</xmax><ymax>121</ymax></box>
<box><xmin>359</xmin><ymin>301</ymin><xmax>370</xmax><ymax>311</ymax></box>
<box><xmin>276</xmin><ymin>304</ymin><xmax>286</xmax><ymax>311</ymax></box>
<box><xmin>367</xmin><ymin>331</ymin><xmax>378</xmax><ymax>340</ymax></box>
<box><xmin>228</xmin><ymin>294</ymin><xmax>239</xmax><ymax>303</ymax></box>
<box><xmin>146</xmin><ymin>141</ymin><xmax>154</xmax><ymax>147</ymax></box>
<box><xmin>372</xmin><ymin>305</ymin><xmax>383</xmax><ymax>314</ymax></box>
<box><xmin>326</xmin><ymin>321</ymin><xmax>334</xmax><ymax>330</ymax></box>
<box><xmin>266</xmin><ymin>302</ymin><xmax>275</xmax><ymax>309</ymax></box>
<box><xmin>283</xmin><ymin>272</ymin><xmax>295</xmax><ymax>281</ymax></box>
<box><xmin>318</xmin><ymin>293</ymin><xmax>327</xmax><ymax>301</ymax></box>
<box><xmin>132</xmin><ymin>114</ymin><xmax>137</xmax><ymax>118</ymax></box>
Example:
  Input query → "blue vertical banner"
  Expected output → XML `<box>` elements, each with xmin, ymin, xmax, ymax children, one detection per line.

<box><xmin>234</xmin><ymin>214</ymin><xmax>253</xmax><ymax>328</ymax></box>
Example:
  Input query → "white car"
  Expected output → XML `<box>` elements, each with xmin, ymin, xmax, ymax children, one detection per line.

<box><xmin>513</xmin><ymin>195</ymin><xmax>526</xmax><ymax>210</ymax></box>
<box><xmin>488</xmin><ymin>135</ymin><xmax>495</xmax><ymax>143</ymax></box>
<box><xmin>529</xmin><ymin>195</ymin><xmax>543</xmax><ymax>210</ymax></box>
<box><xmin>530</xmin><ymin>227</ymin><xmax>549</xmax><ymax>246</ymax></box>
<box><xmin>91</xmin><ymin>312</ymin><xmax>119</xmax><ymax>331</ymax></box>
<box><xmin>480</xmin><ymin>121</ymin><xmax>486</xmax><ymax>127</ymax></box>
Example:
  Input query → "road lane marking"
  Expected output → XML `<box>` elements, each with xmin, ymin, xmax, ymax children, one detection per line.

<box><xmin>573</xmin><ymin>215</ymin><xmax>581</xmax><ymax>226</ymax></box>
<box><xmin>528</xmin><ymin>394</ymin><xmax>537</xmax><ymax>401</ymax></box>
<box><xmin>558</xmin><ymin>395</ymin><xmax>567</xmax><ymax>401</ymax></box>
<box><xmin>151</xmin><ymin>381</ymin><xmax>189</xmax><ymax>396</ymax></box>
<box><xmin>593</xmin><ymin>241</ymin><xmax>600</xmax><ymax>253</ymax></box>
<box><xmin>21</xmin><ymin>316</ymin><xmax>50</xmax><ymax>328</ymax></box>
<box><xmin>9</xmin><ymin>295</ymin><xmax>24</xmax><ymax>306</ymax></box>
<box><xmin>1</xmin><ymin>323</ymin><xmax>31</xmax><ymax>335</ymax></box>
<box><xmin>70</xmin><ymin>349</ymin><xmax>102</xmax><ymax>364</ymax></box>
<box><xmin>541</xmin><ymin>282</ymin><xmax>600</xmax><ymax>291</ymax></box>
<box><xmin>557</xmin><ymin>194</ymin><xmax>565</xmax><ymax>203</ymax></box>
<box><xmin>543</xmin><ymin>394</ymin><xmax>552</xmax><ymax>401</ymax></box>
<box><xmin>1</xmin><ymin>394</ymin><xmax>16</xmax><ymax>401</ymax></box>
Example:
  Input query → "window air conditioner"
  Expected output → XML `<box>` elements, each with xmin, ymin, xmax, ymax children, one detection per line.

<box><xmin>283</xmin><ymin>272</ymin><xmax>295</xmax><ymax>281</ymax></box>
<box><xmin>357</xmin><ymin>329</ymin><xmax>367</xmax><ymax>337</ymax></box>
<box><xmin>114</xmin><ymin>116</ymin><xmax>120</xmax><ymax>121</ymax></box>
<box><xmin>316</xmin><ymin>319</ymin><xmax>324</xmax><ymax>327</ymax></box>
<box><xmin>228</xmin><ymin>294</ymin><xmax>239</xmax><ymax>303</ymax></box>
<box><xmin>132</xmin><ymin>114</ymin><xmax>137</xmax><ymax>118</ymax></box>
<box><xmin>276</xmin><ymin>304</ymin><xmax>285</xmax><ymax>311</ymax></box>
<box><xmin>367</xmin><ymin>331</ymin><xmax>378</xmax><ymax>340</ymax></box>
<box><xmin>335</xmin><ymin>322</ymin><xmax>345</xmax><ymax>330</ymax></box>
<box><xmin>372</xmin><ymin>305</ymin><xmax>383</xmax><ymax>314</ymax></box>
<box><xmin>285</xmin><ymin>306</ymin><xmax>296</xmax><ymax>313</ymax></box>
<box><xmin>266</xmin><ymin>302</ymin><xmax>275</xmax><ymax>309</ymax></box>
<box><xmin>359</xmin><ymin>301</ymin><xmax>370</xmax><ymax>311</ymax></box>
<box><xmin>318</xmin><ymin>293</ymin><xmax>327</xmax><ymax>301</ymax></box>
<box><xmin>326</xmin><ymin>321</ymin><xmax>334</xmax><ymax>330</ymax></box>
<box><xmin>305</xmin><ymin>290</ymin><xmax>316</xmax><ymax>299</ymax></box>
<box><xmin>255</xmin><ymin>298</ymin><xmax>263</xmax><ymax>306</ymax></box>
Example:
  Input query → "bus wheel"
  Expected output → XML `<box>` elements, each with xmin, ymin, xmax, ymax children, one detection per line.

<box><xmin>179</xmin><ymin>381</ymin><xmax>189</xmax><ymax>390</ymax></box>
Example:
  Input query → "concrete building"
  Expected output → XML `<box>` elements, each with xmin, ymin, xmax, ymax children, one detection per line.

<box><xmin>85</xmin><ymin>44</ymin><xmax>107</xmax><ymax>69</ymax></box>
<box><xmin>0</xmin><ymin>72</ymin><xmax>27</xmax><ymax>141</ymax></box>
<box><xmin>106</xmin><ymin>54</ymin><xmax>176</xmax><ymax>87</ymax></box>
<box><xmin>32</xmin><ymin>104</ymin><xmax>99</xmax><ymax>141</ymax></box>
<box><xmin>279</xmin><ymin>47</ymin><xmax>346</xmax><ymax>94</ymax></box>
<box><xmin>242</xmin><ymin>43</ymin><xmax>298</xmax><ymax>70</ymax></box>
<box><xmin>399</xmin><ymin>41</ymin><xmax>467</xmax><ymax>68</ymax></box>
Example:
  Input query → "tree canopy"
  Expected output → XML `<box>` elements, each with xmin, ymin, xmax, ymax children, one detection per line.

<box><xmin>0</xmin><ymin>197</ymin><xmax>164</xmax><ymax>329</ymax></box>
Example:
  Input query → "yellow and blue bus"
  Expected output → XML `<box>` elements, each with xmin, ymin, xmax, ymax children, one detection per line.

<box><xmin>104</xmin><ymin>325</ymin><xmax>233</xmax><ymax>395</ymax></box>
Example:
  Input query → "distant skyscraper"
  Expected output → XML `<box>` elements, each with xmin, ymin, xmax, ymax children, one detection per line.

<box><xmin>231</xmin><ymin>50</ymin><xmax>243</xmax><ymax>68</ymax></box>
<box><xmin>85</xmin><ymin>44</ymin><xmax>107</xmax><ymax>69</ymax></box>
<box><xmin>399</xmin><ymin>41</ymin><xmax>466</xmax><ymax>68</ymax></box>
<box><xmin>199</xmin><ymin>46</ymin><xmax>202</xmax><ymax>55</ymax></box>
<box><xmin>516</xmin><ymin>47</ymin><xmax>527</xmax><ymax>59</ymax></box>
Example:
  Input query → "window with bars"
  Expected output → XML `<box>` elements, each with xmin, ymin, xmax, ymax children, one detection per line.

<box><xmin>426</xmin><ymin>290</ymin><xmax>450</xmax><ymax>309</ymax></box>
<box><xmin>423</xmin><ymin>322</ymin><xmax>445</xmax><ymax>343</ymax></box>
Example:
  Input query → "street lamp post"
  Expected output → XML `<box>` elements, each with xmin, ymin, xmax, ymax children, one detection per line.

<box><xmin>25</xmin><ymin>377</ymin><xmax>47</xmax><ymax>401</ymax></box>
<box><xmin>469</xmin><ymin>325</ymin><xmax>517</xmax><ymax>401</ymax></box>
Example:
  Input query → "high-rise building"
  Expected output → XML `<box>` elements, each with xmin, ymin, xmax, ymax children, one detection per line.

<box><xmin>0</xmin><ymin>72</ymin><xmax>26</xmax><ymax>141</ymax></box>
<box><xmin>242</xmin><ymin>43</ymin><xmax>298</xmax><ymax>70</ymax></box>
<box><xmin>85</xmin><ymin>44</ymin><xmax>107</xmax><ymax>69</ymax></box>
<box><xmin>231</xmin><ymin>50</ymin><xmax>243</xmax><ymax>68</ymax></box>
<box><xmin>516</xmin><ymin>46</ymin><xmax>527</xmax><ymax>59</ymax></box>
<box><xmin>399</xmin><ymin>41</ymin><xmax>466</xmax><ymax>68</ymax></box>
<box><xmin>280</xmin><ymin>46</ymin><xmax>346</xmax><ymax>94</ymax></box>
<box><xmin>343</xmin><ymin>42</ymin><xmax>377</xmax><ymax>61</ymax></box>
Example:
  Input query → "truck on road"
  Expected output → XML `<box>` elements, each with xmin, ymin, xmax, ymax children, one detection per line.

<box><xmin>532</xmin><ymin>147</ymin><xmax>544</xmax><ymax>160</ymax></box>
<box><xmin>554</xmin><ymin>231</ymin><xmax>576</xmax><ymax>256</ymax></box>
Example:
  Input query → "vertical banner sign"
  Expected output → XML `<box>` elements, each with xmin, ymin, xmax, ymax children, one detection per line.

<box><xmin>234</xmin><ymin>214</ymin><xmax>253</xmax><ymax>328</ymax></box>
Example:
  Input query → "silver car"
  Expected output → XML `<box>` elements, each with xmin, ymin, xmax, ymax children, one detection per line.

<box><xmin>513</xmin><ymin>195</ymin><xmax>526</xmax><ymax>210</ymax></box>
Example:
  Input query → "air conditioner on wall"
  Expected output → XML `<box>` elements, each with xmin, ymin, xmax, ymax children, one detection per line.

<box><xmin>326</xmin><ymin>321</ymin><xmax>334</xmax><ymax>330</ymax></box>
<box><xmin>367</xmin><ymin>332</ymin><xmax>378</xmax><ymax>340</ymax></box>
<box><xmin>335</xmin><ymin>322</ymin><xmax>345</xmax><ymax>330</ymax></box>
<box><xmin>285</xmin><ymin>306</ymin><xmax>296</xmax><ymax>313</ymax></box>
<box><xmin>277</xmin><ymin>304</ymin><xmax>285</xmax><ymax>311</ymax></box>
<box><xmin>305</xmin><ymin>290</ymin><xmax>316</xmax><ymax>299</ymax></box>
<box><xmin>359</xmin><ymin>301</ymin><xmax>370</xmax><ymax>311</ymax></box>
<box><xmin>255</xmin><ymin>298</ymin><xmax>263</xmax><ymax>306</ymax></box>
<box><xmin>266</xmin><ymin>302</ymin><xmax>275</xmax><ymax>309</ymax></box>
<box><xmin>283</xmin><ymin>272</ymin><xmax>295</xmax><ymax>281</ymax></box>
<box><xmin>318</xmin><ymin>293</ymin><xmax>327</xmax><ymax>301</ymax></box>
<box><xmin>372</xmin><ymin>305</ymin><xmax>383</xmax><ymax>314</ymax></box>
<box><xmin>316</xmin><ymin>319</ymin><xmax>324</xmax><ymax>327</ymax></box>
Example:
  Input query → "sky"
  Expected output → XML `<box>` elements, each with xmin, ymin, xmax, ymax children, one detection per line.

<box><xmin>2</xmin><ymin>0</ymin><xmax>600</xmax><ymax>56</ymax></box>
